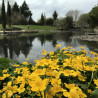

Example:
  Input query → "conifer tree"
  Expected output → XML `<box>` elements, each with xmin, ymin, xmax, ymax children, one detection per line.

<box><xmin>1</xmin><ymin>0</ymin><xmax>6</xmax><ymax>29</ymax></box>
<box><xmin>40</xmin><ymin>13</ymin><xmax>45</xmax><ymax>25</ymax></box>
<box><xmin>12</xmin><ymin>2</ymin><xmax>20</xmax><ymax>13</ymax></box>
<box><xmin>20</xmin><ymin>0</ymin><xmax>32</xmax><ymax>19</ymax></box>
<box><xmin>53</xmin><ymin>10</ymin><xmax>58</xmax><ymax>21</ymax></box>
<box><xmin>7</xmin><ymin>1</ymin><xmax>11</xmax><ymax>27</ymax></box>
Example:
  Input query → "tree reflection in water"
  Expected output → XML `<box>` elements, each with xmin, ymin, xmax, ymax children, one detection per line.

<box><xmin>0</xmin><ymin>31</ymin><xmax>98</xmax><ymax>63</ymax></box>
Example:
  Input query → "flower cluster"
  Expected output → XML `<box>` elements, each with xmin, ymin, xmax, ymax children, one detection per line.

<box><xmin>0</xmin><ymin>45</ymin><xmax>98</xmax><ymax>98</ymax></box>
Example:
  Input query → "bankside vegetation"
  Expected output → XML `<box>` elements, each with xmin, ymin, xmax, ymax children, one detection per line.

<box><xmin>0</xmin><ymin>0</ymin><xmax>98</xmax><ymax>30</ymax></box>
<box><xmin>0</xmin><ymin>45</ymin><xmax>98</xmax><ymax>97</ymax></box>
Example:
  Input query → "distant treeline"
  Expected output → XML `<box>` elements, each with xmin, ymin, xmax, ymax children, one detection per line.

<box><xmin>0</xmin><ymin>0</ymin><xmax>98</xmax><ymax>30</ymax></box>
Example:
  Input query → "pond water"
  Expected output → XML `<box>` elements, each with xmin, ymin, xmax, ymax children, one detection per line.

<box><xmin>0</xmin><ymin>31</ymin><xmax>98</xmax><ymax>63</ymax></box>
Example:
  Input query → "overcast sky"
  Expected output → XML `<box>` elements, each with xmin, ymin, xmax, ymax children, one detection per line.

<box><xmin>0</xmin><ymin>0</ymin><xmax>98</xmax><ymax>21</ymax></box>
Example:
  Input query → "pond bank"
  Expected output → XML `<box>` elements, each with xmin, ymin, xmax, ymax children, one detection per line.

<box><xmin>0</xmin><ymin>30</ymin><xmax>38</xmax><ymax>35</ymax></box>
<box><xmin>73</xmin><ymin>34</ymin><xmax>98</xmax><ymax>41</ymax></box>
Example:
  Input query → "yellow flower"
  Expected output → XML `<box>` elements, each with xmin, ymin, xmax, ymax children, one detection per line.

<box><xmin>87</xmin><ymin>89</ymin><xmax>92</xmax><ymax>94</ymax></box>
<box><xmin>63</xmin><ymin>69</ymin><xmax>77</xmax><ymax>77</ymax></box>
<box><xmin>72</xmin><ymin>49</ymin><xmax>75</xmax><ymax>51</ymax></box>
<box><xmin>68</xmin><ymin>46</ymin><xmax>72</xmax><ymax>49</ymax></box>
<box><xmin>3</xmin><ymin>69</ymin><xmax>8</xmax><ymax>73</ymax></box>
<box><xmin>17</xmin><ymin>87</ymin><xmax>25</xmax><ymax>94</ymax></box>
<box><xmin>56</xmin><ymin>44</ymin><xmax>61</xmax><ymax>49</ymax></box>
<box><xmin>63</xmin><ymin>91</ymin><xmax>71</xmax><ymax>98</ymax></box>
<box><xmin>25</xmin><ymin>58</ymin><xmax>29</xmax><ymax>60</ymax></box>
<box><xmin>49</xmin><ymin>51</ymin><xmax>54</xmax><ymax>56</ymax></box>
<box><xmin>15</xmin><ymin>94</ymin><xmax>21</xmax><ymax>98</ymax></box>
<box><xmin>3</xmin><ymin>74</ymin><xmax>10</xmax><ymax>79</ymax></box>
<box><xmin>80</xmin><ymin>46</ymin><xmax>85</xmax><ymax>49</ymax></box>
<box><xmin>78</xmin><ymin>74</ymin><xmax>87</xmax><ymax>81</ymax></box>
<box><xmin>17</xmin><ymin>83</ymin><xmax>25</xmax><ymax>94</ymax></box>
<box><xmin>61</xmin><ymin>47</ymin><xmax>67</xmax><ymax>50</ymax></box>
<box><xmin>2</xmin><ymin>93</ymin><xmax>6</xmax><ymax>98</ymax></box>
<box><xmin>7</xmin><ymin>90</ymin><xmax>13</xmax><ymax>97</ymax></box>
<box><xmin>13</xmin><ymin>64</ymin><xmax>19</xmax><ymax>67</ymax></box>
<box><xmin>14</xmin><ymin>68</ymin><xmax>21</xmax><ymax>74</ymax></box>
<box><xmin>93</xmin><ymin>79</ymin><xmax>98</xmax><ymax>88</ymax></box>
<box><xmin>28</xmin><ymin>78</ymin><xmax>48</xmax><ymax>91</ymax></box>
<box><xmin>64</xmin><ymin>83</ymin><xmax>76</xmax><ymax>89</ymax></box>
<box><xmin>90</xmin><ymin>51</ymin><xmax>97</xmax><ymax>55</ymax></box>
<box><xmin>70</xmin><ymin>88</ymin><xmax>80</xmax><ymax>98</ymax></box>
<box><xmin>56</xmin><ymin>44</ymin><xmax>61</xmax><ymax>47</ymax></box>
<box><xmin>51</xmin><ymin>78</ymin><xmax>61</xmax><ymax>86</ymax></box>
<box><xmin>33</xmin><ymin>69</ymin><xmax>45</xmax><ymax>75</ymax></box>
<box><xmin>22</xmin><ymin>62</ymin><xmax>28</xmax><ymax>65</ymax></box>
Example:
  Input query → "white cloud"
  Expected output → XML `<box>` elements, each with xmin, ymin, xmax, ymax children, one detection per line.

<box><xmin>0</xmin><ymin>0</ymin><xmax>98</xmax><ymax>21</ymax></box>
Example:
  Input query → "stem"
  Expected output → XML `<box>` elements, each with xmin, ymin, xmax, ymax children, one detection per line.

<box><xmin>87</xmin><ymin>65</ymin><xmax>95</xmax><ymax>89</ymax></box>
<box><xmin>82</xmin><ymin>61</ymin><xmax>85</xmax><ymax>76</ymax></box>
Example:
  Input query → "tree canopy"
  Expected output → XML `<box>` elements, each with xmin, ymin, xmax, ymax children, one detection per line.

<box><xmin>12</xmin><ymin>2</ymin><xmax>20</xmax><ymax>13</ymax></box>
<box><xmin>20</xmin><ymin>1</ymin><xmax>32</xmax><ymax>19</ymax></box>
<box><xmin>1</xmin><ymin>0</ymin><xmax>6</xmax><ymax>29</ymax></box>
<box><xmin>53</xmin><ymin>10</ymin><xmax>58</xmax><ymax>21</ymax></box>
<box><xmin>7</xmin><ymin>1</ymin><xmax>11</xmax><ymax>27</ymax></box>
<box><xmin>89</xmin><ymin>5</ymin><xmax>98</xmax><ymax>27</ymax></box>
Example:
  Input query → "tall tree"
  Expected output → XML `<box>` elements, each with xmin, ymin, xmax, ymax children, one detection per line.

<box><xmin>89</xmin><ymin>5</ymin><xmax>98</xmax><ymax>28</ymax></box>
<box><xmin>7</xmin><ymin>1</ymin><xmax>11</xmax><ymax>27</ymax></box>
<box><xmin>46</xmin><ymin>18</ymin><xmax>54</xmax><ymax>26</ymax></box>
<box><xmin>0</xmin><ymin>5</ymin><xmax>1</xmax><ymax>14</ymax></box>
<box><xmin>1</xmin><ymin>0</ymin><xmax>6</xmax><ymax>29</ymax></box>
<box><xmin>53</xmin><ymin>10</ymin><xmax>58</xmax><ymax>20</ymax></box>
<box><xmin>65</xmin><ymin>16</ymin><xmax>73</xmax><ymax>30</ymax></box>
<box><xmin>7</xmin><ymin>0</ymin><xmax>15</xmax><ymax>7</ymax></box>
<box><xmin>40</xmin><ymin>13</ymin><xmax>45</xmax><ymax>25</ymax></box>
<box><xmin>12</xmin><ymin>2</ymin><xmax>20</xmax><ymax>13</ymax></box>
<box><xmin>66</xmin><ymin>10</ymin><xmax>80</xmax><ymax>22</ymax></box>
<box><xmin>78</xmin><ymin>13</ymin><xmax>91</xmax><ymax>28</ymax></box>
<box><xmin>28</xmin><ymin>12</ymin><xmax>35</xmax><ymax>25</ymax></box>
<box><xmin>20</xmin><ymin>0</ymin><xmax>32</xmax><ymax>19</ymax></box>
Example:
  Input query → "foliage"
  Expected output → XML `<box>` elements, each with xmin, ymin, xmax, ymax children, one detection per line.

<box><xmin>53</xmin><ymin>10</ymin><xmax>58</xmax><ymax>21</ymax></box>
<box><xmin>0</xmin><ymin>58</ymin><xmax>11</xmax><ymax>75</ymax></box>
<box><xmin>53</xmin><ymin>18</ymin><xmax>66</xmax><ymax>30</ymax></box>
<box><xmin>14</xmin><ymin>25</ymin><xmax>57</xmax><ymax>31</ymax></box>
<box><xmin>20</xmin><ymin>1</ymin><xmax>32</xmax><ymax>19</ymax></box>
<box><xmin>46</xmin><ymin>18</ymin><xmax>54</xmax><ymax>26</ymax></box>
<box><xmin>12</xmin><ymin>2</ymin><xmax>20</xmax><ymax>13</ymax></box>
<box><xmin>54</xmin><ymin>16</ymin><xmax>73</xmax><ymax>30</ymax></box>
<box><xmin>39</xmin><ymin>13</ymin><xmax>46</xmax><ymax>25</ymax></box>
<box><xmin>0</xmin><ymin>45</ymin><xmax>98</xmax><ymax>98</ymax></box>
<box><xmin>89</xmin><ymin>5</ymin><xmax>98</xmax><ymax>28</ymax></box>
<box><xmin>28</xmin><ymin>17</ymin><xmax>36</xmax><ymax>25</ymax></box>
<box><xmin>77</xmin><ymin>13</ymin><xmax>92</xmax><ymax>28</ymax></box>
<box><xmin>65</xmin><ymin>16</ymin><xmax>73</xmax><ymax>30</ymax></box>
<box><xmin>11</xmin><ymin>13</ymin><xmax>27</xmax><ymax>25</ymax></box>
<box><xmin>7</xmin><ymin>1</ymin><xmax>11</xmax><ymax>27</ymax></box>
<box><xmin>1</xmin><ymin>0</ymin><xmax>6</xmax><ymax>29</ymax></box>
<box><xmin>66</xmin><ymin>10</ymin><xmax>80</xmax><ymax>22</ymax></box>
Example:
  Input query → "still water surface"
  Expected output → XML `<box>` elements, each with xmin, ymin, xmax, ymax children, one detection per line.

<box><xmin>0</xmin><ymin>31</ymin><xmax>98</xmax><ymax>63</ymax></box>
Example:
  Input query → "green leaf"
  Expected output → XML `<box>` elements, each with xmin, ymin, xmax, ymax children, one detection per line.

<box><xmin>91</xmin><ymin>88</ymin><xmax>98</xmax><ymax>98</ymax></box>
<box><xmin>44</xmin><ymin>85</ymin><xmax>52</xmax><ymax>93</ymax></box>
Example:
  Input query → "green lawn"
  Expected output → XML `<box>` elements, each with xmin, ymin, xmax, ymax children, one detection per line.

<box><xmin>14</xmin><ymin>25</ymin><xmax>57</xmax><ymax>31</ymax></box>
<box><xmin>0</xmin><ymin>24</ymin><xmax>57</xmax><ymax>31</ymax></box>
<box><xmin>0</xmin><ymin>24</ymin><xmax>57</xmax><ymax>36</ymax></box>
<box><xmin>0</xmin><ymin>24</ymin><xmax>13</xmax><ymax>30</ymax></box>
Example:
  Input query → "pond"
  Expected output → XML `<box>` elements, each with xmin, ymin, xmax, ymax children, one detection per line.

<box><xmin>0</xmin><ymin>31</ymin><xmax>98</xmax><ymax>63</ymax></box>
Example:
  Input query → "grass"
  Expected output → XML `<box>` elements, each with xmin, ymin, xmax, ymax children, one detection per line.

<box><xmin>0</xmin><ymin>58</ymin><xmax>12</xmax><ymax>75</ymax></box>
<box><xmin>0</xmin><ymin>24</ymin><xmax>57</xmax><ymax>36</ymax></box>
<box><xmin>14</xmin><ymin>25</ymin><xmax>57</xmax><ymax>31</ymax></box>
<box><xmin>0</xmin><ymin>24</ymin><xmax>15</xmax><ymax>30</ymax></box>
<box><xmin>0</xmin><ymin>24</ymin><xmax>57</xmax><ymax>31</ymax></box>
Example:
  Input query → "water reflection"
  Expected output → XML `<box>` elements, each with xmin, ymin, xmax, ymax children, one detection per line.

<box><xmin>0</xmin><ymin>31</ymin><xmax>98</xmax><ymax>63</ymax></box>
